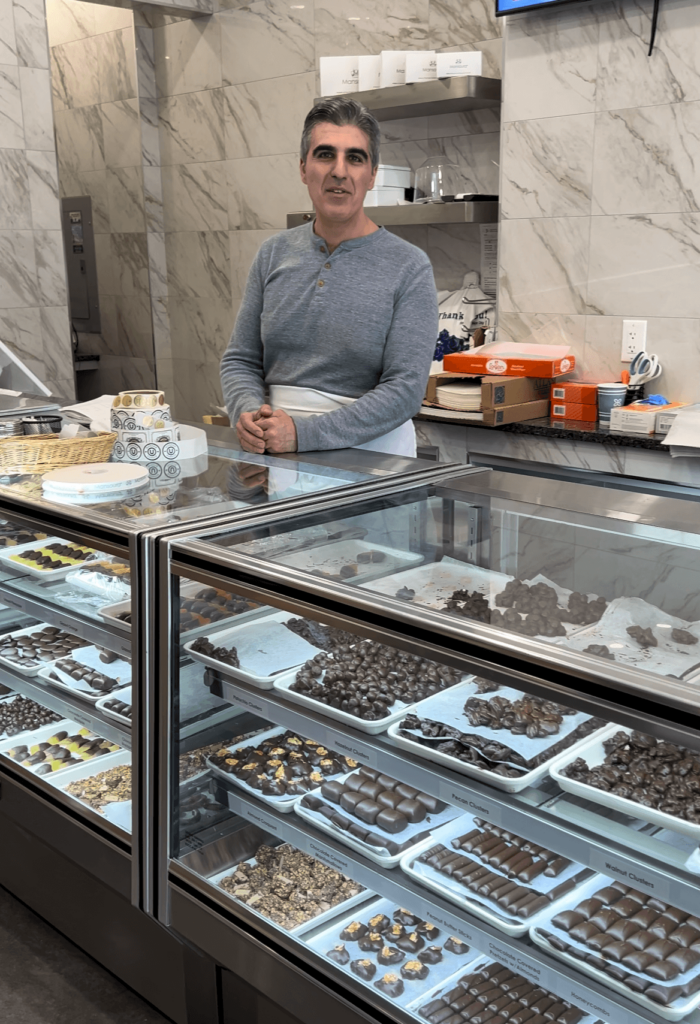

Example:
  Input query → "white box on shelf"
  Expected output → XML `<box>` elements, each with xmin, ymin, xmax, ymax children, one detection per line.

<box><xmin>358</xmin><ymin>54</ymin><xmax>381</xmax><ymax>91</ymax></box>
<box><xmin>405</xmin><ymin>50</ymin><xmax>437</xmax><ymax>83</ymax></box>
<box><xmin>373</xmin><ymin>164</ymin><xmax>412</xmax><ymax>188</ymax></box>
<box><xmin>319</xmin><ymin>55</ymin><xmax>359</xmax><ymax>96</ymax></box>
<box><xmin>379</xmin><ymin>50</ymin><xmax>408</xmax><ymax>88</ymax></box>
<box><xmin>363</xmin><ymin>187</ymin><xmax>407</xmax><ymax>206</ymax></box>
<box><xmin>436</xmin><ymin>50</ymin><xmax>483</xmax><ymax>78</ymax></box>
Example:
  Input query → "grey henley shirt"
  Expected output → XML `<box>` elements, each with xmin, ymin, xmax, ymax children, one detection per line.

<box><xmin>220</xmin><ymin>222</ymin><xmax>437</xmax><ymax>452</ymax></box>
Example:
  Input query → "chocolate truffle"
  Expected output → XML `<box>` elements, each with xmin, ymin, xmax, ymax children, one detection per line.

<box><xmin>377</xmin><ymin>945</ymin><xmax>405</xmax><ymax>966</ymax></box>
<box><xmin>376</xmin><ymin>808</ymin><xmax>409</xmax><ymax>834</ymax></box>
<box><xmin>368</xmin><ymin>913</ymin><xmax>391</xmax><ymax>933</ymax></box>
<box><xmin>340</xmin><ymin>921</ymin><xmax>368</xmax><ymax>941</ymax></box>
<box><xmin>396</xmin><ymin>798</ymin><xmax>426</xmax><ymax>824</ymax></box>
<box><xmin>374</xmin><ymin>973</ymin><xmax>404</xmax><ymax>998</ymax></box>
<box><xmin>350</xmin><ymin>959</ymin><xmax>376</xmax><ymax>981</ymax></box>
<box><xmin>358</xmin><ymin>932</ymin><xmax>384</xmax><ymax>952</ymax></box>
<box><xmin>327</xmin><ymin>944</ymin><xmax>350</xmax><ymax>965</ymax></box>
<box><xmin>397</xmin><ymin>931</ymin><xmax>424</xmax><ymax>953</ymax></box>
<box><xmin>401</xmin><ymin>959</ymin><xmax>429</xmax><ymax>981</ymax></box>
<box><xmin>418</xmin><ymin>946</ymin><xmax>443</xmax><ymax>965</ymax></box>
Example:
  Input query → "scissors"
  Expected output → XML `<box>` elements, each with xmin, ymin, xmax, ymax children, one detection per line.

<box><xmin>629</xmin><ymin>351</ymin><xmax>662</xmax><ymax>385</ymax></box>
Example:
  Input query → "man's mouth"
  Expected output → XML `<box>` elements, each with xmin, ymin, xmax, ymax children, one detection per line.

<box><xmin>327</xmin><ymin>187</ymin><xmax>349</xmax><ymax>194</ymax></box>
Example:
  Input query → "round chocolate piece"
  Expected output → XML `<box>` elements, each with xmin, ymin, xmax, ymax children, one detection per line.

<box><xmin>418</xmin><ymin>945</ymin><xmax>443</xmax><ymax>965</ymax></box>
<box><xmin>374</xmin><ymin>973</ymin><xmax>404</xmax><ymax>998</ymax></box>
<box><xmin>327</xmin><ymin>944</ymin><xmax>350</xmax><ymax>965</ymax></box>
<box><xmin>350</xmin><ymin>959</ymin><xmax>376</xmax><ymax>981</ymax></box>
<box><xmin>340</xmin><ymin>921</ymin><xmax>367</xmax><ymax>941</ymax></box>
<box><xmin>377</xmin><ymin>945</ymin><xmax>405</xmax><ymax>966</ymax></box>
<box><xmin>400</xmin><ymin>959</ymin><xmax>429</xmax><ymax>981</ymax></box>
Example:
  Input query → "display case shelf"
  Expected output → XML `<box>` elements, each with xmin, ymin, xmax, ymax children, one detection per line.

<box><xmin>317</xmin><ymin>76</ymin><xmax>501</xmax><ymax>121</ymax></box>
<box><xmin>286</xmin><ymin>201</ymin><xmax>498</xmax><ymax>229</ymax></box>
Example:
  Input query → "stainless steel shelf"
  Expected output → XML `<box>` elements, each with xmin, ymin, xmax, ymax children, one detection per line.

<box><xmin>287</xmin><ymin>201</ymin><xmax>498</xmax><ymax>229</ymax></box>
<box><xmin>205</xmin><ymin>670</ymin><xmax>700</xmax><ymax>914</ymax></box>
<box><xmin>316</xmin><ymin>76</ymin><xmax>501</xmax><ymax>121</ymax></box>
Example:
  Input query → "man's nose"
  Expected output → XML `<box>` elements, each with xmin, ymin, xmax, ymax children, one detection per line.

<box><xmin>331</xmin><ymin>156</ymin><xmax>348</xmax><ymax>178</ymax></box>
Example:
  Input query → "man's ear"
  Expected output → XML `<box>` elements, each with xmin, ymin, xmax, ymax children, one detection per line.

<box><xmin>300</xmin><ymin>158</ymin><xmax>307</xmax><ymax>184</ymax></box>
<box><xmin>368</xmin><ymin>165</ymin><xmax>378</xmax><ymax>190</ymax></box>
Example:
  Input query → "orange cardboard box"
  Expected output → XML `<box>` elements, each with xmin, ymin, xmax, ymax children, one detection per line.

<box><xmin>550</xmin><ymin>382</ymin><xmax>598</xmax><ymax>406</ymax></box>
<box><xmin>444</xmin><ymin>343</ymin><xmax>575</xmax><ymax>379</ymax></box>
<box><xmin>550</xmin><ymin>400</ymin><xmax>597</xmax><ymax>422</ymax></box>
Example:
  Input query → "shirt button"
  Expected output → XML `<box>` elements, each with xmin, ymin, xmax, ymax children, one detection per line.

<box><xmin>324</xmin><ymin>262</ymin><xmax>331</xmax><ymax>269</ymax></box>
<box><xmin>318</xmin><ymin>280</ymin><xmax>324</xmax><ymax>287</ymax></box>
<box><xmin>319</xmin><ymin>246</ymin><xmax>326</xmax><ymax>253</ymax></box>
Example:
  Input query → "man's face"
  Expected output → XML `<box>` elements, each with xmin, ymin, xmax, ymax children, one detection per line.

<box><xmin>300</xmin><ymin>122</ymin><xmax>377</xmax><ymax>222</ymax></box>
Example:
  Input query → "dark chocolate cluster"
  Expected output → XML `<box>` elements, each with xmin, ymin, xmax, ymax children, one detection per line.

<box><xmin>443</xmin><ymin>589</ymin><xmax>491</xmax><ymax>624</ymax></box>
<box><xmin>627</xmin><ymin>625</ymin><xmax>658</xmax><ymax>649</ymax></box>
<box><xmin>180</xmin><ymin>588</ymin><xmax>259</xmax><ymax>631</ymax></box>
<box><xmin>190</xmin><ymin>635</ymin><xmax>240</xmax><ymax>668</ymax></box>
<box><xmin>209</xmin><ymin>730</ymin><xmax>352</xmax><ymax>798</ymax></box>
<box><xmin>561</xmin><ymin>729</ymin><xmax>700</xmax><ymax>822</ymax></box>
<box><xmin>309</xmin><ymin>548</ymin><xmax>386</xmax><ymax>582</ymax></box>
<box><xmin>463</xmin><ymin>695</ymin><xmax>575</xmax><ymax>739</ymax></box>
<box><xmin>0</xmin><ymin>695</ymin><xmax>61</xmax><ymax>737</ymax></box>
<box><xmin>419</xmin><ymin>818</ymin><xmax>577</xmax><ymax>919</ymax></box>
<box><xmin>290</xmin><ymin>641</ymin><xmax>462</xmax><ymax>721</ymax></box>
<box><xmin>0</xmin><ymin>626</ymin><xmax>85</xmax><ymax>669</ymax></box>
<box><xmin>11</xmin><ymin>541</ymin><xmax>95</xmax><ymax>571</ymax></box>
<box><xmin>540</xmin><ymin>880</ymin><xmax>700</xmax><ymax>1001</ymax></box>
<box><xmin>418</xmin><ymin>960</ymin><xmax>588</xmax><ymax>1024</ymax></box>
<box><xmin>491</xmin><ymin>581</ymin><xmax>607</xmax><ymax>638</ymax></box>
<box><xmin>584</xmin><ymin>644</ymin><xmax>615</xmax><ymax>660</ymax></box>
<box><xmin>284</xmin><ymin>617</ymin><xmax>358</xmax><ymax>652</ymax></box>
<box><xmin>302</xmin><ymin>765</ymin><xmax>445</xmax><ymax>854</ymax></box>
<box><xmin>51</xmin><ymin>657</ymin><xmax>121</xmax><ymax>695</ymax></box>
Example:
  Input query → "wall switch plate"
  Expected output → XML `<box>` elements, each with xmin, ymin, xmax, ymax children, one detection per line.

<box><xmin>621</xmin><ymin>319</ymin><xmax>647</xmax><ymax>361</ymax></box>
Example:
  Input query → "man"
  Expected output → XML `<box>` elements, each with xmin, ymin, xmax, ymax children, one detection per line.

<box><xmin>220</xmin><ymin>97</ymin><xmax>437</xmax><ymax>457</ymax></box>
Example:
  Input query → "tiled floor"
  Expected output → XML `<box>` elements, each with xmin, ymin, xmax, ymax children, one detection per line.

<box><xmin>0</xmin><ymin>885</ymin><xmax>172</xmax><ymax>1024</ymax></box>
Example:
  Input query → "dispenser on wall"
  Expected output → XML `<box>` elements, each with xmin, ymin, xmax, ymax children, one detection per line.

<box><xmin>60</xmin><ymin>196</ymin><xmax>101</xmax><ymax>333</ymax></box>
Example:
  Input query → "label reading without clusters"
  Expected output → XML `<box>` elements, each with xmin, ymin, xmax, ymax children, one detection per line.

<box><xmin>587</xmin><ymin>848</ymin><xmax>672</xmax><ymax>903</ymax></box>
<box><xmin>438</xmin><ymin>782</ymin><xmax>502</xmax><ymax>825</ymax></box>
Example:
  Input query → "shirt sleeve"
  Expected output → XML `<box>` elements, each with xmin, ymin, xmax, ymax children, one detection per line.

<box><xmin>293</xmin><ymin>259</ymin><xmax>438</xmax><ymax>452</ymax></box>
<box><xmin>220</xmin><ymin>246</ymin><xmax>268</xmax><ymax>426</ymax></box>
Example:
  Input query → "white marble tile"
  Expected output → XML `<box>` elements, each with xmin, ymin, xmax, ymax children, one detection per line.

<box><xmin>0</xmin><ymin>306</ymin><xmax>42</xmax><ymax>361</ymax></box>
<box><xmin>54</xmin><ymin>105</ymin><xmax>105</xmax><ymax>173</ymax></box>
<box><xmin>314</xmin><ymin>0</ymin><xmax>429</xmax><ymax>58</ymax></box>
<box><xmin>45</xmin><ymin>0</ymin><xmax>96</xmax><ymax>46</ymax></box>
<box><xmin>93</xmin><ymin>231</ymin><xmax>113</xmax><ymax>294</ymax></box>
<box><xmin>377</xmin><ymin>138</ymin><xmax>431</xmax><ymax>173</ymax></box>
<box><xmin>0</xmin><ymin>150</ymin><xmax>30</xmax><ymax>230</ymax></box>
<box><xmin>499</xmin><ymin>217</ymin><xmax>590</xmax><ymax>315</ymax></box>
<box><xmin>34</xmin><ymin>229</ymin><xmax>67</xmax><ymax>305</ymax></box>
<box><xmin>151</xmin><ymin>293</ymin><xmax>171</xmax><ymax>360</ymax></box>
<box><xmin>501</xmin><ymin>114</ymin><xmax>594</xmax><ymax>219</ymax></box>
<box><xmin>587</xmin><ymin>214</ymin><xmax>700</xmax><ymax>319</ymax></box>
<box><xmin>97</xmin><ymin>27</ymin><xmax>137</xmax><ymax>104</ymax></box>
<box><xmin>0</xmin><ymin>231</ymin><xmax>38</xmax><ymax>306</ymax></box>
<box><xmin>92</xmin><ymin>5</ymin><xmax>133</xmax><ymax>34</ymax></box>
<box><xmin>426</xmin><ymin>108</ymin><xmax>500</xmax><ymax>140</ymax></box>
<box><xmin>14</xmin><ymin>0</ymin><xmax>49</xmax><ymax>69</ymax></box>
<box><xmin>40</xmin><ymin>303</ymin><xmax>73</xmax><ymax>378</ymax></box>
<box><xmin>171</xmin><ymin>356</ymin><xmax>223</xmax><ymax>419</ymax></box>
<box><xmin>229</xmin><ymin>228</ymin><xmax>278</xmax><ymax>299</ymax></box>
<box><xmin>498</xmin><ymin>311</ymin><xmax>586</xmax><ymax>372</ymax></box>
<box><xmin>226</xmin><ymin>152</ymin><xmax>310</xmax><ymax>229</ymax></box>
<box><xmin>101</xmin><ymin>98</ymin><xmax>142</xmax><ymax>168</ymax></box>
<box><xmin>220</xmin><ymin>0</ymin><xmax>314</xmax><ymax>86</ymax></box>
<box><xmin>49</xmin><ymin>37</ymin><xmax>100</xmax><ymax>110</ymax></box>
<box><xmin>158</xmin><ymin>88</ymin><xmax>225</xmax><ymax>165</ymax></box>
<box><xmin>224</xmin><ymin>72</ymin><xmax>316</xmax><ymax>160</ymax></box>
<box><xmin>165</xmin><ymin>229</ymin><xmax>230</xmax><ymax>301</ymax></box>
<box><xmin>429</xmin><ymin>0</ymin><xmax>500</xmax><ymax>52</ymax></box>
<box><xmin>413</xmin><ymin>420</ymin><xmax>467</xmax><ymax>463</ymax></box>
<box><xmin>166</xmin><ymin>294</ymin><xmax>231</xmax><ymax>361</ymax></box>
<box><xmin>44</xmin><ymin>376</ymin><xmax>75</xmax><ymax>401</ymax></box>
<box><xmin>597</xmin><ymin>0</ymin><xmax>700</xmax><ymax>112</ymax></box>
<box><xmin>111</xmin><ymin>231</ymin><xmax>150</xmax><ymax>296</ymax></box>
<box><xmin>19</xmin><ymin>66</ymin><xmax>53</xmax><ymax>149</ymax></box>
<box><xmin>475</xmin><ymin>36</ymin><xmax>502</xmax><ymax>79</ymax></box>
<box><xmin>143</xmin><ymin>164</ymin><xmax>164</xmax><ymax>232</ymax></box>
<box><xmin>380</xmin><ymin>116</ymin><xmax>428</xmax><ymax>145</ymax></box>
<box><xmin>115</xmin><ymin>291</ymin><xmax>154</xmax><ymax>359</ymax></box>
<box><xmin>154</xmin><ymin>15</ymin><xmax>221</xmax><ymax>97</ymax></box>
<box><xmin>0</xmin><ymin>0</ymin><xmax>18</xmax><ymax>64</ymax></box>
<box><xmin>146</xmin><ymin>230</ymin><xmax>168</xmax><ymax>298</ymax></box>
<box><xmin>26</xmin><ymin>149</ymin><xmax>61</xmax><ymax>230</ymax></box>
<box><xmin>0</xmin><ymin>64</ymin><xmax>25</xmax><ymax>147</ymax></box>
<box><xmin>107</xmin><ymin>165</ymin><xmax>146</xmax><ymax>232</ymax></box>
<box><xmin>59</xmin><ymin>167</ymin><xmax>110</xmax><ymax>232</ymax></box>
<box><xmin>428</xmin><ymin>132</ymin><xmax>500</xmax><ymax>194</ymax></box>
<box><xmin>502</xmin><ymin>5</ymin><xmax>599</xmax><ymax>122</ymax></box>
<box><xmin>161</xmin><ymin>161</ymin><xmax>228</xmax><ymax>231</ymax></box>
<box><xmin>426</xmin><ymin>223</ymin><xmax>482</xmax><ymax>292</ymax></box>
<box><xmin>592</xmin><ymin>101</ymin><xmax>700</xmax><ymax>216</ymax></box>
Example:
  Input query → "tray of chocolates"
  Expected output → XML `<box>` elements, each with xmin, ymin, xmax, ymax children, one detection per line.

<box><xmin>0</xmin><ymin>721</ymin><xmax>120</xmax><ymax>777</ymax></box>
<box><xmin>414</xmin><ymin>954</ymin><xmax>601</xmax><ymax>1024</ymax></box>
<box><xmin>550</xmin><ymin>725</ymin><xmax>700</xmax><ymax>839</ymax></box>
<box><xmin>206</xmin><ymin>726</ymin><xmax>358</xmax><ymax>811</ymax></box>
<box><xmin>66</xmin><ymin>559</ymin><xmax>132</xmax><ymax>602</ymax></box>
<box><xmin>60</xmin><ymin>751</ymin><xmax>132</xmax><ymax>831</ymax></box>
<box><xmin>96</xmin><ymin>686</ymin><xmax>132</xmax><ymax>726</ymax></box>
<box><xmin>99</xmin><ymin>582</ymin><xmax>263</xmax><ymax>636</ymax></box>
<box><xmin>0</xmin><ymin>536</ymin><xmax>101</xmax><ymax>579</ymax></box>
<box><xmin>39</xmin><ymin>645</ymin><xmax>131</xmax><ymax>703</ymax></box>
<box><xmin>531</xmin><ymin>874</ymin><xmax>700</xmax><ymax>1020</ymax></box>
<box><xmin>0</xmin><ymin>623</ymin><xmax>89</xmax><ymax>675</ymax></box>
<box><xmin>295</xmin><ymin>766</ymin><xmax>457</xmax><ymax>866</ymax></box>
<box><xmin>0</xmin><ymin>694</ymin><xmax>65</xmax><ymax>742</ymax></box>
<box><xmin>401</xmin><ymin>813</ymin><xmax>589</xmax><ymax>936</ymax></box>
<box><xmin>388</xmin><ymin>681</ymin><xmax>609</xmax><ymax>794</ymax></box>
<box><xmin>275</xmin><ymin>539</ymin><xmax>424</xmax><ymax>585</ymax></box>
<box><xmin>0</xmin><ymin>522</ymin><xmax>47</xmax><ymax>547</ymax></box>
<box><xmin>304</xmin><ymin>897</ymin><xmax>478</xmax><ymax>1008</ymax></box>
<box><xmin>274</xmin><ymin>641</ymin><xmax>464</xmax><ymax>735</ymax></box>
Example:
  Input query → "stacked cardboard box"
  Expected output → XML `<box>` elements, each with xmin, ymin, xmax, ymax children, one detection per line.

<box><xmin>550</xmin><ymin>381</ymin><xmax>598</xmax><ymax>422</ymax></box>
<box><xmin>424</xmin><ymin>373</ymin><xmax>551</xmax><ymax>425</ymax></box>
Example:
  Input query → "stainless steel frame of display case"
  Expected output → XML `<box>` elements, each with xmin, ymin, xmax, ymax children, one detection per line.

<box><xmin>158</xmin><ymin>469</ymin><xmax>700</xmax><ymax>1024</ymax></box>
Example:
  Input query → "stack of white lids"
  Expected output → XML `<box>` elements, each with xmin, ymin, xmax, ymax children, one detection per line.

<box><xmin>435</xmin><ymin>381</ymin><xmax>482</xmax><ymax>411</ymax></box>
<box><xmin>42</xmin><ymin>463</ymin><xmax>149</xmax><ymax>505</ymax></box>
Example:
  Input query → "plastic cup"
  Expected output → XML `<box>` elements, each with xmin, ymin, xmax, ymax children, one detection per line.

<box><xmin>598</xmin><ymin>383</ymin><xmax>628</xmax><ymax>422</ymax></box>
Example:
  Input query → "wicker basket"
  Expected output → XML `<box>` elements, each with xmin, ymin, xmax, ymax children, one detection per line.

<box><xmin>0</xmin><ymin>431</ymin><xmax>117</xmax><ymax>475</ymax></box>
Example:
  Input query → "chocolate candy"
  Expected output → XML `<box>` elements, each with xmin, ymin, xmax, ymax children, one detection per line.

<box><xmin>350</xmin><ymin>959</ymin><xmax>376</xmax><ymax>980</ymax></box>
<box><xmin>358</xmin><ymin>932</ymin><xmax>383</xmax><ymax>952</ymax></box>
<box><xmin>327</xmin><ymin>944</ymin><xmax>350</xmax><ymax>965</ymax></box>
<box><xmin>397</xmin><ymin>931</ymin><xmax>424</xmax><ymax>953</ymax></box>
<box><xmin>396</xmin><ymin>798</ymin><xmax>426</xmax><ymax>824</ymax></box>
<box><xmin>368</xmin><ymin>913</ymin><xmax>390</xmax><ymax>933</ymax></box>
<box><xmin>443</xmin><ymin>937</ymin><xmax>469</xmax><ymax>955</ymax></box>
<box><xmin>417</xmin><ymin>922</ymin><xmax>440</xmax><ymax>940</ymax></box>
<box><xmin>355</xmin><ymin>799</ymin><xmax>380</xmax><ymax>825</ymax></box>
<box><xmin>377</xmin><ymin>945</ymin><xmax>404</xmax><ymax>966</ymax></box>
<box><xmin>418</xmin><ymin>946</ymin><xmax>443</xmax><ymax>965</ymax></box>
<box><xmin>340</xmin><ymin>921</ymin><xmax>367</xmax><ymax>941</ymax></box>
<box><xmin>374</xmin><ymin>973</ymin><xmax>404</xmax><ymax>998</ymax></box>
<box><xmin>375</xmin><ymin>808</ymin><xmax>408</xmax><ymax>833</ymax></box>
<box><xmin>401</xmin><ymin>959</ymin><xmax>429</xmax><ymax>981</ymax></box>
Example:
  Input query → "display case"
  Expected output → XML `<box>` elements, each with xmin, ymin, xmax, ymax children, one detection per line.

<box><xmin>162</xmin><ymin>467</ymin><xmax>700</xmax><ymax>1024</ymax></box>
<box><xmin>0</xmin><ymin>428</ymin><xmax>448</xmax><ymax>1023</ymax></box>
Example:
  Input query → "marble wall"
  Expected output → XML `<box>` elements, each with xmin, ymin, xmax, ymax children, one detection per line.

<box><xmin>149</xmin><ymin>0</ymin><xmax>503</xmax><ymax>421</ymax></box>
<box><xmin>46</xmin><ymin>0</ymin><xmax>157</xmax><ymax>397</ymax></box>
<box><xmin>498</xmin><ymin>0</ymin><xmax>700</xmax><ymax>402</ymax></box>
<box><xmin>0</xmin><ymin>0</ymin><xmax>74</xmax><ymax>400</ymax></box>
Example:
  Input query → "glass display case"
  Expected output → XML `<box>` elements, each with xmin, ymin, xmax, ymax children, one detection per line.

<box><xmin>162</xmin><ymin>467</ymin><xmax>700</xmax><ymax>1024</ymax></box>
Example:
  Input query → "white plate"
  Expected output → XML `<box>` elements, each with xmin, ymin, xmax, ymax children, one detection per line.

<box><xmin>530</xmin><ymin>872</ymin><xmax>700</xmax><ymax>1022</ymax></box>
<box><xmin>304</xmin><ymin>896</ymin><xmax>481</xmax><ymax>1008</ymax></box>
<box><xmin>0</xmin><ymin>720</ymin><xmax>120</xmax><ymax>777</ymax></box>
<box><xmin>95</xmin><ymin>686</ymin><xmax>132</xmax><ymax>726</ymax></box>
<box><xmin>275</xmin><ymin>540</ymin><xmax>424</xmax><ymax>585</ymax></box>
<box><xmin>0</xmin><ymin>696</ymin><xmax>71</xmax><ymax>745</ymax></box>
<box><xmin>0</xmin><ymin>536</ymin><xmax>102</xmax><ymax>580</ymax></box>
<box><xmin>59</xmin><ymin>749</ymin><xmax>132</xmax><ymax>831</ymax></box>
<box><xmin>185</xmin><ymin>610</ymin><xmax>327</xmax><ymax>689</ymax></box>
<box><xmin>0</xmin><ymin>623</ymin><xmax>90</xmax><ymax>676</ymax></box>
<box><xmin>387</xmin><ymin>682</ymin><xmax>610</xmax><ymax>794</ymax></box>
<box><xmin>399</xmin><ymin>815</ymin><xmax>589</xmax><ymax>937</ymax></box>
<box><xmin>549</xmin><ymin>724</ymin><xmax>700</xmax><ymax>840</ymax></box>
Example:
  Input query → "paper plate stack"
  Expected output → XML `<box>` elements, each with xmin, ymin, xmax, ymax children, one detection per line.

<box><xmin>42</xmin><ymin>463</ymin><xmax>150</xmax><ymax>505</ymax></box>
<box><xmin>435</xmin><ymin>380</ymin><xmax>483</xmax><ymax>411</ymax></box>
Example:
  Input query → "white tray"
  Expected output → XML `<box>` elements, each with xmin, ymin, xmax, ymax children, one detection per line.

<box><xmin>0</xmin><ymin>536</ymin><xmax>102</xmax><ymax>580</ymax></box>
<box><xmin>387</xmin><ymin>681</ymin><xmax>610</xmax><ymax>794</ymax></box>
<box><xmin>400</xmin><ymin>814</ymin><xmax>588</xmax><ymax>937</ymax></box>
<box><xmin>95</xmin><ymin>686</ymin><xmax>132</xmax><ymax>726</ymax></box>
<box><xmin>0</xmin><ymin>720</ymin><xmax>119</xmax><ymax>777</ymax></box>
<box><xmin>0</xmin><ymin>623</ymin><xmax>90</xmax><ymax>676</ymax></box>
<box><xmin>59</xmin><ymin>749</ymin><xmax>132</xmax><ymax>832</ymax></box>
<box><xmin>275</xmin><ymin>539</ymin><xmax>423</xmax><ymax>585</ymax></box>
<box><xmin>304</xmin><ymin>896</ymin><xmax>481</xmax><ymax>1009</ymax></box>
<box><xmin>184</xmin><ymin>610</ymin><xmax>320</xmax><ymax>689</ymax></box>
<box><xmin>549</xmin><ymin>724</ymin><xmax>700</xmax><ymax>840</ymax></box>
<box><xmin>98</xmin><ymin>582</ymin><xmax>265</xmax><ymax>636</ymax></box>
<box><xmin>39</xmin><ymin>646</ymin><xmax>131</xmax><ymax>704</ymax></box>
<box><xmin>66</xmin><ymin>561</ymin><xmax>131</xmax><ymax>602</ymax></box>
<box><xmin>530</xmin><ymin>872</ymin><xmax>700</xmax><ymax>1022</ymax></box>
<box><xmin>0</xmin><ymin>697</ymin><xmax>71</xmax><ymax>745</ymax></box>
<box><xmin>293</xmin><ymin>770</ymin><xmax>458</xmax><ymax>867</ymax></box>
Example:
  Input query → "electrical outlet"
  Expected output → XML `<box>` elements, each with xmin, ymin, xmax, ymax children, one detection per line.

<box><xmin>621</xmin><ymin>319</ymin><xmax>647</xmax><ymax>361</ymax></box>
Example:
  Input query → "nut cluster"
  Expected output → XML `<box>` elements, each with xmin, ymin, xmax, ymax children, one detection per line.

<box><xmin>463</xmin><ymin>695</ymin><xmax>576</xmax><ymax>739</ymax></box>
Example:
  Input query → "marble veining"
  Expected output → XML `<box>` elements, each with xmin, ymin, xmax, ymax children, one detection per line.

<box><xmin>154</xmin><ymin>16</ymin><xmax>221</xmax><ymax>97</ymax></box>
<box><xmin>165</xmin><ymin>229</ymin><xmax>230</xmax><ymax>301</ymax></box>
<box><xmin>0</xmin><ymin>150</ymin><xmax>31</xmax><ymax>230</ymax></box>
<box><xmin>107</xmin><ymin>165</ymin><xmax>146</xmax><ymax>232</ymax></box>
<box><xmin>49</xmin><ymin>37</ymin><xmax>101</xmax><ymax>109</ymax></box>
<box><xmin>161</xmin><ymin>161</ymin><xmax>228</xmax><ymax>231</ymax></box>
<box><xmin>111</xmin><ymin>231</ymin><xmax>150</xmax><ymax>296</ymax></box>
<box><xmin>0</xmin><ymin>231</ymin><xmax>38</xmax><ymax>306</ymax></box>
<box><xmin>428</xmin><ymin>131</ymin><xmax>500</xmax><ymax>195</ymax></box>
<box><xmin>54</xmin><ymin>105</ymin><xmax>105</xmax><ymax>173</ymax></box>
<box><xmin>229</xmin><ymin>227</ymin><xmax>277</xmax><ymax>299</ymax></box>
<box><xmin>426</xmin><ymin>222</ymin><xmax>482</xmax><ymax>292</ymax></box>
<box><xmin>219</xmin><ymin>0</ymin><xmax>314</xmax><ymax>86</ymax></box>
<box><xmin>146</xmin><ymin>231</ymin><xmax>168</xmax><ymax>298</ymax></box>
<box><xmin>497</xmin><ymin>311</ymin><xmax>586</xmax><ymax>366</ymax></box>
<box><xmin>314</xmin><ymin>0</ymin><xmax>429</xmax><ymax>58</ymax></box>
<box><xmin>34</xmin><ymin>229</ymin><xmax>67</xmax><ymax>306</ymax></box>
<box><xmin>499</xmin><ymin>217</ymin><xmax>590</xmax><ymax>314</ymax></box>
<box><xmin>14</xmin><ymin>0</ymin><xmax>49</xmax><ymax>69</ymax></box>
<box><xmin>45</xmin><ymin>0</ymin><xmax>96</xmax><ymax>47</ymax></box>
<box><xmin>151</xmin><ymin>293</ymin><xmax>171</xmax><ymax>360</ymax></box>
<box><xmin>167</xmin><ymin>294</ymin><xmax>231</xmax><ymax>361</ymax></box>
<box><xmin>26</xmin><ymin>149</ymin><xmax>61</xmax><ymax>231</ymax></box>
<box><xmin>98</xmin><ymin>28</ymin><xmax>137</xmax><ymax>104</ymax></box>
<box><xmin>0</xmin><ymin>306</ymin><xmax>42</xmax><ymax>359</ymax></box>
<box><xmin>158</xmin><ymin>89</ymin><xmax>225</xmax><ymax>165</ymax></box>
<box><xmin>0</xmin><ymin>64</ymin><xmax>25</xmax><ymax>148</ymax></box>
<box><xmin>428</xmin><ymin>0</ymin><xmax>500</xmax><ymax>53</ymax></box>
<box><xmin>0</xmin><ymin>0</ymin><xmax>18</xmax><ymax>65</ymax></box>
<box><xmin>18</xmin><ymin>66</ymin><xmax>54</xmax><ymax>149</ymax></box>
<box><xmin>101</xmin><ymin>98</ymin><xmax>142</xmax><ymax>168</ymax></box>
<box><xmin>115</xmin><ymin>291</ymin><xmax>154</xmax><ymax>359</ymax></box>
<box><xmin>226</xmin><ymin>153</ymin><xmax>309</xmax><ymax>230</ymax></box>
<box><xmin>223</xmin><ymin>73</ymin><xmax>315</xmax><ymax>160</ymax></box>
<box><xmin>143</xmin><ymin>164</ymin><xmax>165</xmax><ymax>232</ymax></box>
<box><xmin>40</xmin><ymin>304</ymin><xmax>73</xmax><ymax>379</ymax></box>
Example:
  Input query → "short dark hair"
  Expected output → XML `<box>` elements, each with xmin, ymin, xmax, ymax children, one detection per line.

<box><xmin>300</xmin><ymin>98</ymin><xmax>381</xmax><ymax>169</ymax></box>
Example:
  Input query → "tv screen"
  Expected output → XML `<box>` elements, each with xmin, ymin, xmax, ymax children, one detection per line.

<box><xmin>496</xmin><ymin>0</ymin><xmax>590</xmax><ymax>15</ymax></box>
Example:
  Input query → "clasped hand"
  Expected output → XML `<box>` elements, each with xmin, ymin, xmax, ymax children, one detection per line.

<box><xmin>236</xmin><ymin>404</ymin><xmax>298</xmax><ymax>454</ymax></box>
